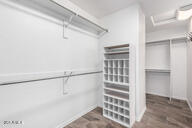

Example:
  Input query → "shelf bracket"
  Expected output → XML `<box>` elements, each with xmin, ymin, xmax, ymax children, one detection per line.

<box><xmin>63</xmin><ymin>20</ymin><xmax>68</xmax><ymax>39</ymax></box>
<box><xmin>62</xmin><ymin>71</ymin><xmax>73</xmax><ymax>95</ymax></box>
<box><xmin>62</xmin><ymin>14</ymin><xmax>77</xmax><ymax>39</ymax></box>
<box><xmin>98</xmin><ymin>30</ymin><xmax>108</xmax><ymax>38</ymax></box>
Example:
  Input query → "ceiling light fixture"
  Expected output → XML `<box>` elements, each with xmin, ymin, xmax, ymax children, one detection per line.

<box><xmin>177</xmin><ymin>4</ymin><xmax>192</xmax><ymax>20</ymax></box>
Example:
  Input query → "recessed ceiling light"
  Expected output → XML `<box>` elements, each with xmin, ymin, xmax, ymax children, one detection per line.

<box><xmin>177</xmin><ymin>4</ymin><xmax>192</xmax><ymax>21</ymax></box>
<box><xmin>151</xmin><ymin>10</ymin><xmax>176</xmax><ymax>26</ymax></box>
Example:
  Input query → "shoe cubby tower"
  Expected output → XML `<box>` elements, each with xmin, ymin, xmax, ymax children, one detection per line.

<box><xmin>103</xmin><ymin>44</ymin><xmax>130</xmax><ymax>127</ymax></box>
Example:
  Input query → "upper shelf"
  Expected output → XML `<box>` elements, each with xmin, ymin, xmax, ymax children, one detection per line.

<box><xmin>146</xmin><ymin>37</ymin><xmax>187</xmax><ymax>45</ymax></box>
<box><xmin>104</xmin><ymin>51</ymin><xmax>129</xmax><ymax>55</ymax></box>
<box><xmin>145</xmin><ymin>68</ymin><xmax>171</xmax><ymax>73</ymax></box>
<box><xmin>9</xmin><ymin>0</ymin><xmax>108</xmax><ymax>35</ymax></box>
<box><xmin>105</xmin><ymin>44</ymin><xmax>130</xmax><ymax>49</ymax></box>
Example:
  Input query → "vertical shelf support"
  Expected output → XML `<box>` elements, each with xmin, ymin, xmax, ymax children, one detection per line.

<box><xmin>169</xmin><ymin>39</ymin><xmax>172</xmax><ymax>102</ymax></box>
<box><xmin>62</xmin><ymin>71</ymin><xmax>73</xmax><ymax>95</ymax></box>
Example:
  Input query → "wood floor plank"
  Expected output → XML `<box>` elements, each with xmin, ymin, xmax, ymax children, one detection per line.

<box><xmin>64</xmin><ymin>94</ymin><xmax>192</xmax><ymax>128</ymax></box>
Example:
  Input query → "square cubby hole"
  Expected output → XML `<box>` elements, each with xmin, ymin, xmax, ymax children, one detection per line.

<box><xmin>109</xmin><ymin>97</ymin><xmax>113</xmax><ymax>103</ymax></box>
<box><xmin>114</xmin><ymin>60</ymin><xmax>118</xmax><ymax>68</ymax></box>
<box><xmin>104</xmin><ymin>74</ymin><xmax>108</xmax><ymax>81</ymax></box>
<box><xmin>109</xmin><ymin>111</ymin><xmax>113</xmax><ymax>118</ymax></box>
<box><xmin>114</xmin><ymin>99</ymin><xmax>118</xmax><ymax>105</ymax></box>
<box><xmin>104</xmin><ymin>96</ymin><xmax>108</xmax><ymax>102</ymax></box>
<box><xmin>119</xmin><ymin>100</ymin><xmax>124</xmax><ymax>107</ymax></box>
<box><xmin>104</xmin><ymin>103</ymin><xmax>108</xmax><ymax>109</ymax></box>
<box><xmin>119</xmin><ymin>108</ymin><xmax>124</xmax><ymax>114</ymax></box>
<box><xmin>119</xmin><ymin>76</ymin><xmax>124</xmax><ymax>83</ymax></box>
<box><xmin>109</xmin><ymin>104</ymin><xmax>113</xmax><ymax>111</ymax></box>
<box><xmin>104</xmin><ymin>67</ymin><xmax>108</xmax><ymax>74</ymax></box>
<box><xmin>114</xmin><ymin>113</ymin><xmax>118</xmax><ymax>120</ymax></box>
<box><xmin>109</xmin><ymin>68</ymin><xmax>113</xmax><ymax>74</ymax></box>
<box><xmin>109</xmin><ymin>60</ymin><xmax>113</xmax><ymax>67</ymax></box>
<box><xmin>124</xmin><ymin>60</ymin><xmax>129</xmax><ymax>67</ymax></box>
<box><xmin>114</xmin><ymin>106</ymin><xmax>118</xmax><ymax>112</ymax></box>
<box><xmin>104</xmin><ymin>60</ymin><xmax>108</xmax><ymax>67</ymax></box>
<box><xmin>109</xmin><ymin>75</ymin><xmax>113</xmax><ymax>82</ymax></box>
<box><xmin>125</xmin><ymin>118</ymin><xmax>130</xmax><ymax>125</ymax></box>
<box><xmin>124</xmin><ymin>102</ymin><xmax>129</xmax><ymax>108</ymax></box>
<box><xmin>124</xmin><ymin>68</ymin><xmax>129</xmax><ymax>75</ymax></box>
<box><xmin>114</xmin><ymin>75</ymin><xmax>118</xmax><ymax>82</ymax></box>
<box><xmin>114</xmin><ymin>68</ymin><xmax>118</xmax><ymax>75</ymax></box>
<box><xmin>125</xmin><ymin>109</ymin><xmax>130</xmax><ymax>117</ymax></box>
<box><xmin>124</xmin><ymin>77</ymin><xmax>129</xmax><ymax>83</ymax></box>
<box><xmin>104</xmin><ymin>109</ymin><xmax>108</xmax><ymax>116</ymax></box>
<box><xmin>119</xmin><ymin>68</ymin><xmax>124</xmax><ymax>75</ymax></box>
<box><xmin>119</xmin><ymin>60</ymin><xmax>124</xmax><ymax>67</ymax></box>
<box><xmin>119</xmin><ymin>115</ymin><xmax>124</xmax><ymax>123</ymax></box>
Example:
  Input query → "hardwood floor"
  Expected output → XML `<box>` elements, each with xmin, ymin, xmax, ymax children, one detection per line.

<box><xmin>64</xmin><ymin>94</ymin><xmax>192</xmax><ymax>128</ymax></box>
<box><xmin>133</xmin><ymin>94</ymin><xmax>192</xmax><ymax>128</ymax></box>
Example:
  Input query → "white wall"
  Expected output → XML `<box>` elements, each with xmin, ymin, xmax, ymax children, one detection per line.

<box><xmin>146</xmin><ymin>72</ymin><xmax>170</xmax><ymax>97</ymax></box>
<box><xmin>0</xmin><ymin>1</ymin><xmax>101</xmax><ymax>128</ymax></box>
<box><xmin>187</xmin><ymin>18</ymin><xmax>192</xmax><ymax>111</ymax></box>
<box><xmin>147</xmin><ymin>27</ymin><xmax>187</xmax><ymax>42</ymax></box>
<box><xmin>146</xmin><ymin>42</ymin><xmax>170</xmax><ymax>70</ymax></box>
<box><xmin>99</xmin><ymin>4</ymin><xmax>146</xmax><ymax>124</ymax></box>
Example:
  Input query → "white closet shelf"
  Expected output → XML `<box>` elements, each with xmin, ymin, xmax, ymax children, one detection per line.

<box><xmin>146</xmin><ymin>37</ymin><xmax>187</xmax><ymax>45</ymax></box>
<box><xmin>104</xmin><ymin>51</ymin><xmax>129</xmax><ymax>55</ymax></box>
<box><xmin>105</xmin><ymin>91</ymin><xmax>129</xmax><ymax>101</ymax></box>
<box><xmin>104</xmin><ymin>44</ymin><xmax>130</xmax><ymax>49</ymax></box>
<box><xmin>104</xmin><ymin>59</ymin><xmax>129</xmax><ymax>61</ymax></box>
<box><xmin>104</xmin><ymin>87</ymin><xmax>129</xmax><ymax>94</ymax></box>
<box><xmin>104</xmin><ymin>81</ymin><xmax>129</xmax><ymax>86</ymax></box>
<box><xmin>104</xmin><ymin>94</ymin><xmax>129</xmax><ymax>102</ymax></box>
<box><xmin>145</xmin><ymin>68</ymin><xmax>171</xmax><ymax>73</ymax></box>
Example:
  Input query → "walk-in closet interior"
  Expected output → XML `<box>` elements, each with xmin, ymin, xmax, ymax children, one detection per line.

<box><xmin>0</xmin><ymin>0</ymin><xmax>192</xmax><ymax>128</ymax></box>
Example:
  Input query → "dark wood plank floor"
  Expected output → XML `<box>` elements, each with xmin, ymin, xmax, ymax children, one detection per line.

<box><xmin>134</xmin><ymin>94</ymin><xmax>192</xmax><ymax>128</ymax></box>
<box><xmin>64</xmin><ymin>94</ymin><xmax>192</xmax><ymax>128</ymax></box>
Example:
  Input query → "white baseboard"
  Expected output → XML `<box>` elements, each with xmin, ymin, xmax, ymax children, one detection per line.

<box><xmin>146</xmin><ymin>93</ymin><xmax>187</xmax><ymax>101</ymax></box>
<box><xmin>146</xmin><ymin>92</ymin><xmax>169</xmax><ymax>98</ymax></box>
<box><xmin>136</xmin><ymin>106</ymin><xmax>146</xmax><ymax>122</ymax></box>
<box><xmin>55</xmin><ymin>105</ymin><xmax>97</xmax><ymax>128</ymax></box>
<box><xmin>187</xmin><ymin>99</ymin><xmax>192</xmax><ymax>112</ymax></box>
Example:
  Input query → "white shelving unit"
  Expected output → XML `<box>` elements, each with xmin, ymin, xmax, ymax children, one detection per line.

<box><xmin>146</xmin><ymin>37</ymin><xmax>187</xmax><ymax>100</ymax></box>
<box><xmin>103</xmin><ymin>44</ymin><xmax>131</xmax><ymax>127</ymax></box>
<box><xmin>146</xmin><ymin>39</ymin><xmax>171</xmax><ymax>100</ymax></box>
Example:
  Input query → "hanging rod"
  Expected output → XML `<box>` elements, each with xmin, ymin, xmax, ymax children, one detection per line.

<box><xmin>0</xmin><ymin>71</ymin><xmax>102</xmax><ymax>86</ymax></box>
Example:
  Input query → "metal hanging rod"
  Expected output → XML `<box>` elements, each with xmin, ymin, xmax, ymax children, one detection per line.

<box><xmin>0</xmin><ymin>71</ymin><xmax>102</xmax><ymax>86</ymax></box>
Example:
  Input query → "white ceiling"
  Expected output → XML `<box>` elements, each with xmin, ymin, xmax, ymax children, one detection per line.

<box><xmin>69</xmin><ymin>0</ymin><xmax>192</xmax><ymax>32</ymax></box>
<box><xmin>140</xmin><ymin>0</ymin><xmax>192</xmax><ymax>32</ymax></box>
<box><xmin>69</xmin><ymin>0</ymin><xmax>136</xmax><ymax>18</ymax></box>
